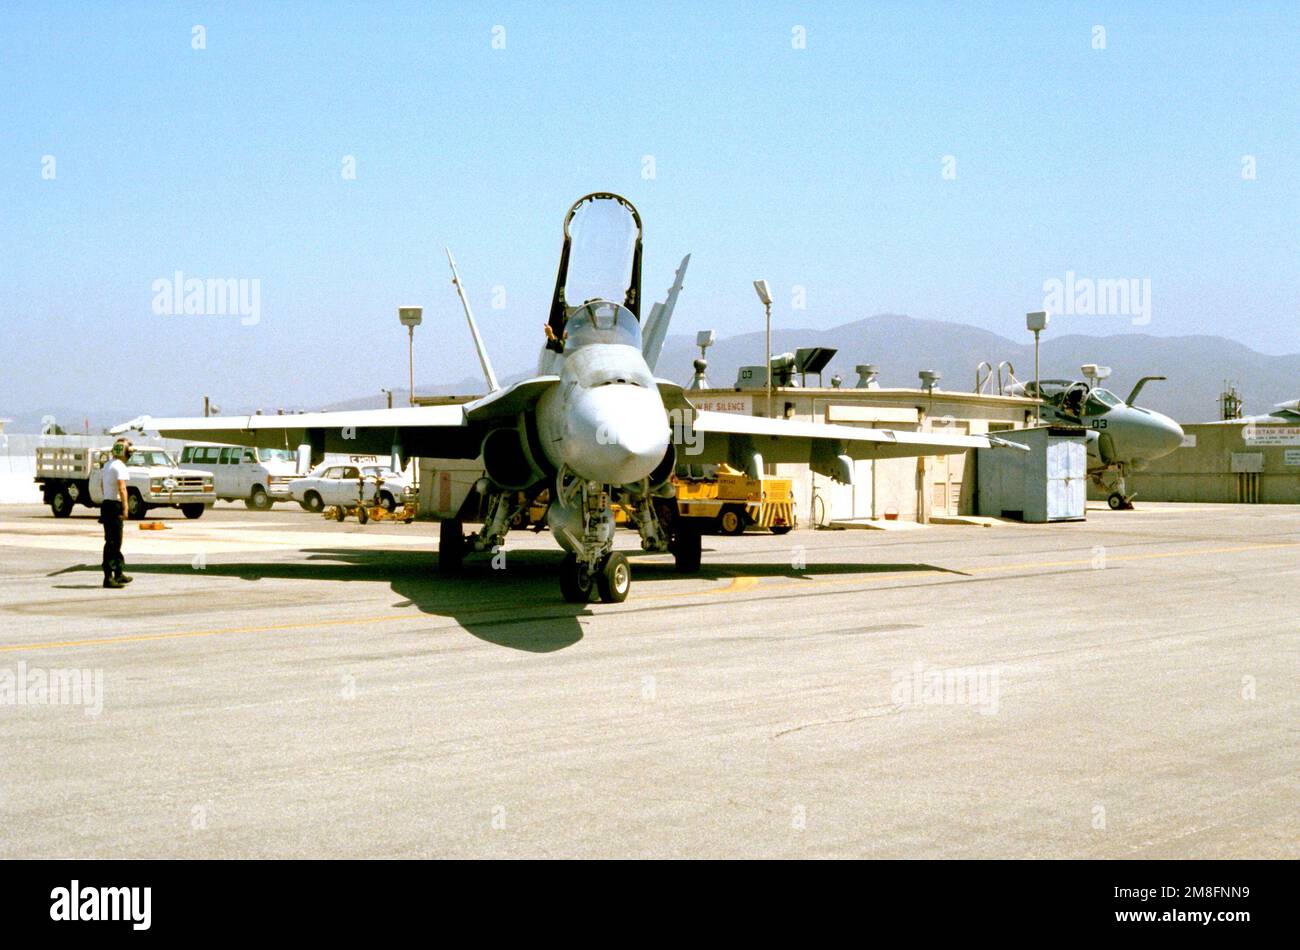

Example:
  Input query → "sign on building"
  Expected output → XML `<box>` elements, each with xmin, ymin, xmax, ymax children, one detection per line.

<box><xmin>691</xmin><ymin>395</ymin><xmax>753</xmax><ymax>415</ymax></box>
<box><xmin>1243</xmin><ymin>424</ymin><xmax>1300</xmax><ymax>446</ymax></box>
<box><xmin>1230</xmin><ymin>452</ymin><xmax>1264</xmax><ymax>474</ymax></box>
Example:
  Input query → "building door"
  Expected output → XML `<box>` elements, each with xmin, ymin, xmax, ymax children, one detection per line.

<box><xmin>930</xmin><ymin>422</ymin><xmax>969</xmax><ymax>517</ymax></box>
<box><xmin>851</xmin><ymin>458</ymin><xmax>874</xmax><ymax>518</ymax></box>
<box><xmin>823</xmin><ymin>449</ymin><xmax>876</xmax><ymax>522</ymax></box>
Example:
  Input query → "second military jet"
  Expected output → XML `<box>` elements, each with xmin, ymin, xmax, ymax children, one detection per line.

<box><xmin>1016</xmin><ymin>366</ymin><xmax>1184</xmax><ymax>508</ymax></box>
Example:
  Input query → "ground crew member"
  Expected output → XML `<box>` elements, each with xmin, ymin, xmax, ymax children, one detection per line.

<box><xmin>100</xmin><ymin>439</ymin><xmax>133</xmax><ymax>589</ymax></box>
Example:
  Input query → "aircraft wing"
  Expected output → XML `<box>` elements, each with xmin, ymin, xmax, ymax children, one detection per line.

<box><xmin>114</xmin><ymin>403</ymin><xmax>483</xmax><ymax>461</ymax></box>
<box><xmin>656</xmin><ymin>379</ymin><xmax>695</xmax><ymax>417</ymax></box>
<box><xmin>464</xmin><ymin>377</ymin><xmax>559</xmax><ymax>422</ymax></box>
<box><xmin>682</xmin><ymin>411</ymin><xmax>1025</xmax><ymax>483</ymax></box>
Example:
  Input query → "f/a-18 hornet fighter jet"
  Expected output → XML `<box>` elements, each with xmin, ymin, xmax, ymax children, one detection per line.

<box><xmin>121</xmin><ymin>193</ymin><xmax>1023</xmax><ymax>603</ymax></box>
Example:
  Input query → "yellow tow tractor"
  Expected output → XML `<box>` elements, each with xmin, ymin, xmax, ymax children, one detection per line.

<box><xmin>672</xmin><ymin>463</ymin><xmax>796</xmax><ymax>535</ymax></box>
<box><xmin>511</xmin><ymin>488</ymin><xmax>632</xmax><ymax>530</ymax></box>
<box><xmin>324</xmin><ymin>474</ymin><xmax>418</xmax><ymax>525</ymax></box>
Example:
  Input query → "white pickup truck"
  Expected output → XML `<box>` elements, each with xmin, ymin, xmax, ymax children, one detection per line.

<box><xmin>35</xmin><ymin>445</ymin><xmax>216</xmax><ymax>519</ymax></box>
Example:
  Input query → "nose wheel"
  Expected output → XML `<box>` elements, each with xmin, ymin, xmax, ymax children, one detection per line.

<box><xmin>560</xmin><ymin>551</ymin><xmax>631</xmax><ymax>603</ymax></box>
<box><xmin>596</xmin><ymin>552</ymin><xmax>630</xmax><ymax>603</ymax></box>
<box><xmin>559</xmin><ymin>554</ymin><xmax>593</xmax><ymax>602</ymax></box>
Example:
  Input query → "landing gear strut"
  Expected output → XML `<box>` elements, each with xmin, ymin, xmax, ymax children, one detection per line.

<box><xmin>553</xmin><ymin>476</ymin><xmax>639</xmax><ymax>604</ymax></box>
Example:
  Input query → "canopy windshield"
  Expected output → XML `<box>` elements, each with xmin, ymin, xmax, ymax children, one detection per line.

<box><xmin>566</xmin><ymin>301</ymin><xmax>642</xmax><ymax>350</ymax></box>
<box><xmin>1086</xmin><ymin>388</ymin><xmax>1121</xmax><ymax>413</ymax></box>
<box><xmin>563</xmin><ymin>195</ymin><xmax>639</xmax><ymax>309</ymax></box>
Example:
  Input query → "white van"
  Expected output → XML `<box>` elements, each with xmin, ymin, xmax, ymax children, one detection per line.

<box><xmin>178</xmin><ymin>443</ymin><xmax>299</xmax><ymax>510</ymax></box>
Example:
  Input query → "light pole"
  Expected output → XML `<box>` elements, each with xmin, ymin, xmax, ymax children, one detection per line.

<box><xmin>398</xmin><ymin>307</ymin><xmax>423</xmax><ymax>405</ymax></box>
<box><xmin>380</xmin><ymin>387</ymin><xmax>393</xmax><ymax>409</ymax></box>
<box><xmin>1026</xmin><ymin>311</ymin><xmax>1048</xmax><ymax>420</ymax></box>
<box><xmin>753</xmin><ymin>280</ymin><xmax>773</xmax><ymax>417</ymax></box>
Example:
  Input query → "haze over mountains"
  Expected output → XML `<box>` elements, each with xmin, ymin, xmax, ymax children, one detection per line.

<box><xmin>7</xmin><ymin>315</ymin><xmax>1296</xmax><ymax>433</ymax></box>
<box><xmin>651</xmin><ymin>314</ymin><xmax>1300</xmax><ymax>423</ymax></box>
<box><xmin>344</xmin><ymin>314</ymin><xmax>1298</xmax><ymax>424</ymax></box>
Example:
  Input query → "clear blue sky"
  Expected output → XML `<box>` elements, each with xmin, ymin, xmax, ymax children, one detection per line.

<box><xmin>2</xmin><ymin>0</ymin><xmax>1297</xmax><ymax>418</ymax></box>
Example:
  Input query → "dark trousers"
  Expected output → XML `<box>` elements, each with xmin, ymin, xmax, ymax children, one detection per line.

<box><xmin>100</xmin><ymin>500</ymin><xmax>124</xmax><ymax>579</ymax></box>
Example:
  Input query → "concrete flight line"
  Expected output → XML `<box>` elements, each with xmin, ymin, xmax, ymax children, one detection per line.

<box><xmin>3</xmin><ymin>540</ymin><xmax>1293</xmax><ymax>655</ymax></box>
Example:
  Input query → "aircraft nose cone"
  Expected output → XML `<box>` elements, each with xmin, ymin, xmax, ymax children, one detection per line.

<box><xmin>567</xmin><ymin>384</ymin><xmax>669</xmax><ymax>485</ymax></box>
<box><xmin>1156</xmin><ymin>415</ymin><xmax>1185</xmax><ymax>458</ymax></box>
<box><xmin>1131</xmin><ymin>411</ymin><xmax>1184</xmax><ymax>464</ymax></box>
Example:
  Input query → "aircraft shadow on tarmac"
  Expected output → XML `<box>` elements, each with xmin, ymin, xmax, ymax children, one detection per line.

<box><xmin>58</xmin><ymin>547</ymin><xmax>957</xmax><ymax>654</ymax></box>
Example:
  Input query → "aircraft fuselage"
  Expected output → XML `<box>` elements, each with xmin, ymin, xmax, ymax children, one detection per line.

<box><xmin>536</xmin><ymin>339</ymin><xmax>670</xmax><ymax>487</ymax></box>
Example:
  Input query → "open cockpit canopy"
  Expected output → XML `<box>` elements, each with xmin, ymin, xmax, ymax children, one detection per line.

<box><xmin>547</xmin><ymin>193</ymin><xmax>643</xmax><ymax>347</ymax></box>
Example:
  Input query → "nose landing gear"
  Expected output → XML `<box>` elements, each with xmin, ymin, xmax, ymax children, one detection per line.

<box><xmin>556</xmin><ymin>479</ymin><xmax>632</xmax><ymax>604</ymax></box>
<box><xmin>1098</xmin><ymin>464</ymin><xmax>1136</xmax><ymax>510</ymax></box>
<box><xmin>559</xmin><ymin>549</ymin><xmax>631</xmax><ymax>604</ymax></box>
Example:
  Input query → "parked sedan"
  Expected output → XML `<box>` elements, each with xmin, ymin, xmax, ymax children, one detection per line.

<box><xmin>359</xmin><ymin>466</ymin><xmax>410</xmax><ymax>508</ymax></box>
<box><xmin>289</xmin><ymin>464</ymin><xmax>408</xmax><ymax>512</ymax></box>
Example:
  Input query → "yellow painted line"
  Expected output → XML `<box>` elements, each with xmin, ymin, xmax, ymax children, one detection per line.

<box><xmin>711</xmin><ymin>540</ymin><xmax>1298</xmax><ymax>598</ymax></box>
<box><xmin>0</xmin><ymin>572</ymin><xmax>737</xmax><ymax>654</ymax></box>
<box><xmin>0</xmin><ymin>612</ymin><xmax>427</xmax><ymax>654</ymax></box>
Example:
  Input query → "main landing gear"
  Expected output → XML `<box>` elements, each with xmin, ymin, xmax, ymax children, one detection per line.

<box><xmin>438</xmin><ymin>518</ymin><xmax>466</xmax><ymax>572</ymax></box>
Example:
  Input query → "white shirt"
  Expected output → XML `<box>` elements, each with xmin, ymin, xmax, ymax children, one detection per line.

<box><xmin>101</xmin><ymin>459</ymin><xmax>129</xmax><ymax>500</ymax></box>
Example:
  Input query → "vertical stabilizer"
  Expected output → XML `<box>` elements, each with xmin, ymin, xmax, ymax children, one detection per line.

<box><xmin>642</xmin><ymin>253</ymin><xmax>690</xmax><ymax>372</ymax></box>
<box><xmin>445</xmin><ymin>248</ymin><xmax>500</xmax><ymax>392</ymax></box>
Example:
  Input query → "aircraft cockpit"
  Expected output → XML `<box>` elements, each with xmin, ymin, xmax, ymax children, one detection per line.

<box><xmin>564</xmin><ymin>299</ymin><xmax>642</xmax><ymax>350</ymax></box>
<box><xmin>1058</xmin><ymin>384</ymin><xmax>1122</xmax><ymax>418</ymax></box>
<box><xmin>1084</xmin><ymin>388</ymin><xmax>1121</xmax><ymax>414</ymax></box>
<box><xmin>1025</xmin><ymin>379</ymin><xmax>1124</xmax><ymax>419</ymax></box>
<box><xmin>546</xmin><ymin>193</ymin><xmax>644</xmax><ymax>353</ymax></box>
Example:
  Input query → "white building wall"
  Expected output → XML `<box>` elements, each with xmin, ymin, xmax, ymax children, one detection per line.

<box><xmin>695</xmin><ymin>387</ymin><xmax>1033</xmax><ymax>526</ymax></box>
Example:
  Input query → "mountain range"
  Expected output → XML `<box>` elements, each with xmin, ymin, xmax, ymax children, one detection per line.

<box><xmin>327</xmin><ymin>314</ymin><xmax>1296</xmax><ymax>423</ymax></box>
<box><xmin>649</xmin><ymin>314</ymin><xmax>1299</xmax><ymax>422</ymax></box>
